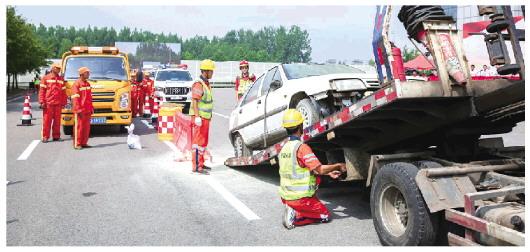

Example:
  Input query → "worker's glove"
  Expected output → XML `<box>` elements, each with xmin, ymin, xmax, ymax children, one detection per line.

<box><xmin>194</xmin><ymin>117</ymin><xmax>202</xmax><ymax>127</ymax></box>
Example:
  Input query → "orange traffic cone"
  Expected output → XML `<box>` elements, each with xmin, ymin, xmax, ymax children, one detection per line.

<box><xmin>17</xmin><ymin>96</ymin><xmax>33</xmax><ymax>126</ymax></box>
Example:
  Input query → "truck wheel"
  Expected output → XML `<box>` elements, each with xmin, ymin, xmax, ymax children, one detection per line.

<box><xmin>412</xmin><ymin>160</ymin><xmax>442</xmax><ymax>169</ymax></box>
<box><xmin>371</xmin><ymin>162</ymin><xmax>438</xmax><ymax>246</ymax></box>
<box><xmin>63</xmin><ymin>125</ymin><xmax>73</xmax><ymax>135</ymax></box>
<box><xmin>119</xmin><ymin>125</ymin><xmax>128</xmax><ymax>134</ymax></box>
<box><xmin>296</xmin><ymin>98</ymin><xmax>319</xmax><ymax>128</ymax></box>
<box><xmin>233</xmin><ymin>133</ymin><xmax>252</xmax><ymax>158</ymax></box>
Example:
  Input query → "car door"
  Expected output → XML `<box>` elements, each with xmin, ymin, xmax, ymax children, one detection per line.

<box><xmin>235</xmin><ymin>75</ymin><xmax>265</xmax><ymax>148</ymax></box>
<box><xmin>261</xmin><ymin>66</ymin><xmax>289</xmax><ymax>146</ymax></box>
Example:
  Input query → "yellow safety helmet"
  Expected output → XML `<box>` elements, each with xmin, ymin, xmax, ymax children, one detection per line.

<box><xmin>200</xmin><ymin>59</ymin><xmax>216</xmax><ymax>71</ymax></box>
<box><xmin>282</xmin><ymin>109</ymin><xmax>304</xmax><ymax>129</ymax></box>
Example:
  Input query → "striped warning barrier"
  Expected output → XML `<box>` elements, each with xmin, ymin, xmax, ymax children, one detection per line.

<box><xmin>157</xmin><ymin>103</ymin><xmax>182</xmax><ymax>141</ymax></box>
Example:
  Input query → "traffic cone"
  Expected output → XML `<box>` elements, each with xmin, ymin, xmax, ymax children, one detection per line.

<box><xmin>143</xmin><ymin>95</ymin><xmax>151</xmax><ymax>118</ymax></box>
<box><xmin>17</xmin><ymin>96</ymin><xmax>33</xmax><ymax>126</ymax></box>
<box><xmin>151</xmin><ymin>96</ymin><xmax>159</xmax><ymax>127</ymax></box>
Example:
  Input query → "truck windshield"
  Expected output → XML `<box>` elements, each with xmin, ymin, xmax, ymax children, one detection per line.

<box><xmin>64</xmin><ymin>56</ymin><xmax>127</xmax><ymax>81</ymax></box>
<box><xmin>282</xmin><ymin>64</ymin><xmax>365</xmax><ymax>80</ymax></box>
<box><xmin>156</xmin><ymin>71</ymin><xmax>192</xmax><ymax>81</ymax></box>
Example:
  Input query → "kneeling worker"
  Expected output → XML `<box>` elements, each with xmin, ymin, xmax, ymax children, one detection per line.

<box><xmin>279</xmin><ymin>109</ymin><xmax>346</xmax><ymax>229</ymax></box>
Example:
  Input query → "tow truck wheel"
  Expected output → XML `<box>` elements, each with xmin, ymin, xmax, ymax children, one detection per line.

<box><xmin>63</xmin><ymin>125</ymin><xmax>73</xmax><ymax>135</ymax></box>
<box><xmin>370</xmin><ymin>162</ymin><xmax>438</xmax><ymax>246</ymax></box>
<box><xmin>233</xmin><ymin>133</ymin><xmax>252</xmax><ymax>158</ymax></box>
<box><xmin>295</xmin><ymin>98</ymin><xmax>319</xmax><ymax>129</ymax></box>
<box><xmin>119</xmin><ymin>125</ymin><xmax>128</xmax><ymax>134</ymax></box>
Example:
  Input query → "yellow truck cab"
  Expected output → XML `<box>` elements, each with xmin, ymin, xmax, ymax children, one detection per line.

<box><xmin>60</xmin><ymin>46</ymin><xmax>132</xmax><ymax>134</ymax></box>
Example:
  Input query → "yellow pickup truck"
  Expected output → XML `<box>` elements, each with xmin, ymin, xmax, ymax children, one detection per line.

<box><xmin>60</xmin><ymin>46</ymin><xmax>132</xmax><ymax>134</ymax></box>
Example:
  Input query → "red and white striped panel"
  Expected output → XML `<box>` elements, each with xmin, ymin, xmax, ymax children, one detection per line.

<box><xmin>158</xmin><ymin>115</ymin><xmax>175</xmax><ymax>134</ymax></box>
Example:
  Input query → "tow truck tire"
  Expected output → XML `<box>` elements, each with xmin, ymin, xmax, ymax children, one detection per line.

<box><xmin>233</xmin><ymin>133</ymin><xmax>252</xmax><ymax>158</ymax></box>
<box><xmin>295</xmin><ymin>98</ymin><xmax>319</xmax><ymax>128</ymax></box>
<box><xmin>63</xmin><ymin>125</ymin><xmax>73</xmax><ymax>135</ymax></box>
<box><xmin>119</xmin><ymin>125</ymin><xmax>128</xmax><ymax>134</ymax></box>
<box><xmin>370</xmin><ymin>162</ymin><xmax>438</xmax><ymax>246</ymax></box>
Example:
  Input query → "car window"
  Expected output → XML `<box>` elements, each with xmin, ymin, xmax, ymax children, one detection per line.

<box><xmin>242</xmin><ymin>75</ymin><xmax>263</xmax><ymax>106</ymax></box>
<box><xmin>155</xmin><ymin>70</ymin><xmax>192</xmax><ymax>81</ymax></box>
<box><xmin>261</xmin><ymin>67</ymin><xmax>278</xmax><ymax>95</ymax></box>
<box><xmin>282</xmin><ymin>64</ymin><xmax>365</xmax><ymax>80</ymax></box>
<box><xmin>261</xmin><ymin>67</ymin><xmax>282</xmax><ymax>96</ymax></box>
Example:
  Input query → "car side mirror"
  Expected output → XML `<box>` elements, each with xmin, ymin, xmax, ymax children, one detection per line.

<box><xmin>270</xmin><ymin>80</ymin><xmax>282</xmax><ymax>91</ymax></box>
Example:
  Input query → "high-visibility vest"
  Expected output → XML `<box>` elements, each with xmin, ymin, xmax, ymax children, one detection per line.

<box><xmin>189</xmin><ymin>80</ymin><xmax>213</xmax><ymax>120</ymax></box>
<box><xmin>237</xmin><ymin>75</ymin><xmax>253</xmax><ymax>95</ymax></box>
<box><xmin>278</xmin><ymin>140</ymin><xmax>317</xmax><ymax>200</ymax></box>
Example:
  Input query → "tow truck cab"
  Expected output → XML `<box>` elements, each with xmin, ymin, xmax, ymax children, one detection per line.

<box><xmin>60</xmin><ymin>46</ymin><xmax>132</xmax><ymax>134</ymax></box>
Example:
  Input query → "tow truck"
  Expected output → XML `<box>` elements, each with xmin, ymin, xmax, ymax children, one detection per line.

<box><xmin>60</xmin><ymin>46</ymin><xmax>132</xmax><ymax>134</ymax></box>
<box><xmin>225</xmin><ymin>6</ymin><xmax>525</xmax><ymax>246</ymax></box>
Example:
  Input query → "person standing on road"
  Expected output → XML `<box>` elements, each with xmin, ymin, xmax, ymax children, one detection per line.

<box><xmin>39</xmin><ymin>63</ymin><xmax>67</xmax><ymax>143</ymax></box>
<box><xmin>71</xmin><ymin>67</ymin><xmax>94</xmax><ymax>150</ymax></box>
<box><xmin>279</xmin><ymin>109</ymin><xmax>347</xmax><ymax>229</ymax></box>
<box><xmin>142</xmin><ymin>71</ymin><xmax>155</xmax><ymax>113</ymax></box>
<box><xmin>130</xmin><ymin>71</ymin><xmax>139</xmax><ymax>117</ymax></box>
<box><xmin>235</xmin><ymin>60</ymin><xmax>256</xmax><ymax>101</ymax></box>
<box><xmin>190</xmin><ymin>59</ymin><xmax>215</xmax><ymax>174</ymax></box>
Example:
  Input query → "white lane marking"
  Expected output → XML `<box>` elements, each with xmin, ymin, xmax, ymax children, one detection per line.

<box><xmin>141</xmin><ymin>119</ymin><xmax>154</xmax><ymax>129</ymax></box>
<box><xmin>163</xmin><ymin>140</ymin><xmax>260</xmax><ymax>221</ymax></box>
<box><xmin>17</xmin><ymin>140</ymin><xmax>40</xmax><ymax>160</ymax></box>
<box><xmin>205</xmin><ymin>177</ymin><xmax>261</xmax><ymax>221</ymax></box>
<box><xmin>213</xmin><ymin>112</ymin><xmax>229</xmax><ymax>119</ymax></box>
<box><xmin>7</xmin><ymin>95</ymin><xmax>29</xmax><ymax>103</ymax></box>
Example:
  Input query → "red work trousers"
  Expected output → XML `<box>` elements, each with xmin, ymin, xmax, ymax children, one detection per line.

<box><xmin>42</xmin><ymin>105</ymin><xmax>62</xmax><ymax>140</ymax></box>
<box><xmin>137</xmin><ymin>91</ymin><xmax>144</xmax><ymax>116</ymax></box>
<box><xmin>74</xmin><ymin>113</ymin><xmax>91</xmax><ymax>147</ymax></box>
<box><xmin>131</xmin><ymin>90</ymin><xmax>138</xmax><ymax>117</ymax></box>
<box><xmin>282</xmin><ymin>195</ymin><xmax>330</xmax><ymax>226</ymax></box>
<box><xmin>191</xmin><ymin>116</ymin><xmax>210</xmax><ymax>172</ymax></box>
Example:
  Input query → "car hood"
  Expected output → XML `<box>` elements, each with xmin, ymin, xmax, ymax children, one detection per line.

<box><xmin>287</xmin><ymin>73</ymin><xmax>379</xmax><ymax>95</ymax></box>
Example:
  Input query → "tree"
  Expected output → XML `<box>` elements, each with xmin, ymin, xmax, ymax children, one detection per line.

<box><xmin>402</xmin><ymin>45</ymin><xmax>420</xmax><ymax>63</ymax></box>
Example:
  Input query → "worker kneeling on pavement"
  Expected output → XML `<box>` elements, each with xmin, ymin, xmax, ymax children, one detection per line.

<box><xmin>190</xmin><ymin>59</ymin><xmax>215</xmax><ymax>174</ymax></box>
<box><xmin>279</xmin><ymin>109</ymin><xmax>346</xmax><ymax>229</ymax></box>
<box><xmin>72</xmin><ymin>67</ymin><xmax>94</xmax><ymax>150</ymax></box>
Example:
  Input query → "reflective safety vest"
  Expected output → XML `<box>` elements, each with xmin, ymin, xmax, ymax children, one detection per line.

<box><xmin>189</xmin><ymin>80</ymin><xmax>213</xmax><ymax>120</ymax></box>
<box><xmin>237</xmin><ymin>75</ymin><xmax>253</xmax><ymax>96</ymax></box>
<box><xmin>278</xmin><ymin>140</ymin><xmax>317</xmax><ymax>200</ymax></box>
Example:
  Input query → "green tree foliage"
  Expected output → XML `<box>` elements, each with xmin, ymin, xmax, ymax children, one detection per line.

<box><xmin>401</xmin><ymin>45</ymin><xmax>420</xmax><ymax>63</ymax></box>
<box><xmin>6</xmin><ymin>6</ymin><xmax>50</xmax><ymax>91</ymax></box>
<box><xmin>31</xmin><ymin>23</ymin><xmax>312</xmax><ymax>63</ymax></box>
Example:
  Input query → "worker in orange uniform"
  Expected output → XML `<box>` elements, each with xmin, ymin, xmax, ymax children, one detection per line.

<box><xmin>279</xmin><ymin>109</ymin><xmax>347</xmax><ymax>229</ymax></box>
<box><xmin>142</xmin><ymin>71</ymin><xmax>155</xmax><ymax>115</ymax></box>
<box><xmin>136</xmin><ymin>70</ymin><xmax>145</xmax><ymax>117</ymax></box>
<box><xmin>190</xmin><ymin>59</ymin><xmax>215</xmax><ymax>175</ymax></box>
<box><xmin>71</xmin><ymin>67</ymin><xmax>94</xmax><ymax>150</ymax></box>
<box><xmin>235</xmin><ymin>60</ymin><xmax>256</xmax><ymax>100</ymax></box>
<box><xmin>39</xmin><ymin>63</ymin><xmax>67</xmax><ymax>142</ymax></box>
<box><xmin>130</xmin><ymin>71</ymin><xmax>139</xmax><ymax>117</ymax></box>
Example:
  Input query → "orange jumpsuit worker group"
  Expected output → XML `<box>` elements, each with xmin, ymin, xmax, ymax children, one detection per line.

<box><xmin>39</xmin><ymin>62</ymin><xmax>67</xmax><ymax>142</ymax></box>
<box><xmin>235</xmin><ymin>60</ymin><xmax>256</xmax><ymax>100</ymax></box>
<box><xmin>71</xmin><ymin>67</ymin><xmax>94</xmax><ymax>150</ymax></box>
<box><xmin>190</xmin><ymin>59</ymin><xmax>215</xmax><ymax>175</ymax></box>
<box><xmin>279</xmin><ymin>109</ymin><xmax>347</xmax><ymax>229</ymax></box>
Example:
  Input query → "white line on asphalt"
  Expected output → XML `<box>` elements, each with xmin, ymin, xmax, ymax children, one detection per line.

<box><xmin>141</xmin><ymin>119</ymin><xmax>154</xmax><ymax>129</ymax></box>
<box><xmin>163</xmin><ymin>140</ymin><xmax>260</xmax><ymax>221</ymax></box>
<box><xmin>17</xmin><ymin>140</ymin><xmax>40</xmax><ymax>160</ymax></box>
<box><xmin>205</xmin><ymin>177</ymin><xmax>261</xmax><ymax>221</ymax></box>
<box><xmin>7</xmin><ymin>95</ymin><xmax>29</xmax><ymax>103</ymax></box>
<box><xmin>213</xmin><ymin>112</ymin><xmax>229</xmax><ymax>119</ymax></box>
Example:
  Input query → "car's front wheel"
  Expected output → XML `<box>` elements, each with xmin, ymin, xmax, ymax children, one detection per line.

<box><xmin>233</xmin><ymin>133</ymin><xmax>252</xmax><ymax>158</ymax></box>
<box><xmin>295</xmin><ymin>98</ymin><xmax>319</xmax><ymax>128</ymax></box>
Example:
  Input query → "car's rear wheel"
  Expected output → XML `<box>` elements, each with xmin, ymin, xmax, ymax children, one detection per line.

<box><xmin>233</xmin><ymin>133</ymin><xmax>252</xmax><ymax>158</ymax></box>
<box><xmin>295</xmin><ymin>98</ymin><xmax>319</xmax><ymax>128</ymax></box>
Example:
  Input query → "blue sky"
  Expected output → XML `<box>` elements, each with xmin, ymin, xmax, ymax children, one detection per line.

<box><xmin>15</xmin><ymin>5</ymin><xmax>412</xmax><ymax>62</ymax></box>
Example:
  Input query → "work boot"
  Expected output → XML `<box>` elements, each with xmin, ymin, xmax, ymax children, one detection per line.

<box><xmin>203</xmin><ymin>165</ymin><xmax>212</xmax><ymax>170</ymax></box>
<box><xmin>74</xmin><ymin>146</ymin><xmax>82</xmax><ymax>150</ymax></box>
<box><xmin>282</xmin><ymin>205</ymin><xmax>296</xmax><ymax>230</ymax></box>
<box><xmin>41</xmin><ymin>138</ymin><xmax>48</xmax><ymax>143</ymax></box>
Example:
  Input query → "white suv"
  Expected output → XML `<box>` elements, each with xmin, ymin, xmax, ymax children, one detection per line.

<box><xmin>154</xmin><ymin>68</ymin><xmax>194</xmax><ymax>112</ymax></box>
<box><xmin>229</xmin><ymin>63</ymin><xmax>381</xmax><ymax>157</ymax></box>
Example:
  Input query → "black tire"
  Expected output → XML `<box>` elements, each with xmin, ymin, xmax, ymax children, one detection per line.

<box><xmin>370</xmin><ymin>162</ymin><xmax>439</xmax><ymax>246</ymax></box>
<box><xmin>412</xmin><ymin>160</ymin><xmax>443</xmax><ymax>169</ymax></box>
<box><xmin>295</xmin><ymin>98</ymin><xmax>319</xmax><ymax>129</ymax></box>
<box><xmin>233</xmin><ymin>133</ymin><xmax>252</xmax><ymax>158</ymax></box>
<box><xmin>119</xmin><ymin>125</ymin><xmax>128</xmax><ymax>134</ymax></box>
<box><xmin>63</xmin><ymin>125</ymin><xmax>73</xmax><ymax>135</ymax></box>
